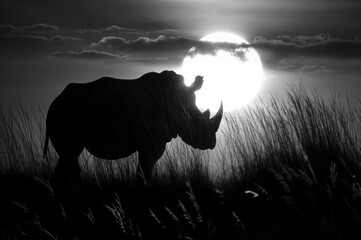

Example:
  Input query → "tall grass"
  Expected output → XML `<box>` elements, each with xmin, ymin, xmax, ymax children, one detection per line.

<box><xmin>0</xmin><ymin>104</ymin><xmax>53</xmax><ymax>176</ymax></box>
<box><xmin>220</xmin><ymin>85</ymin><xmax>361</xmax><ymax>183</ymax></box>
<box><xmin>0</xmin><ymin>84</ymin><xmax>360</xmax><ymax>239</ymax></box>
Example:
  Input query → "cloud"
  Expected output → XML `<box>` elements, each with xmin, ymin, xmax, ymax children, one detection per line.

<box><xmin>0</xmin><ymin>34</ymin><xmax>85</xmax><ymax>56</ymax></box>
<box><xmin>90</xmin><ymin>35</ymin><xmax>193</xmax><ymax>60</ymax></box>
<box><xmin>0</xmin><ymin>23</ymin><xmax>60</xmax><ymax>35</ymax></box>
<box><xmin>0</xmin><ymin>25</ymin><xmax>16</xmax><ymax>33</ymax></box>
<box><xmin>124</xmin><ymin>56</ymin><xmax>169</xmax><ymax>63</ymax></box>
<box><xmin>275</xmin><ymin>34</ymin><xmax>333</xmax><ymax>45</ymax></box>
<box><xmin>0</xmin><ymin>24</ymin><xmax>76</xmax><ymax>53</ymax></box>
<box><xmin>49</xmin><ymin>35</ymin><xmax>83</xmax><ymax>43</ymax></box>
<box><xmin>50</xmin><ymin>50</ymin><xmax>171</xmax><ymax>64</ymax></box>
<box><xmin>76</xmin><ymin>25</ymin><xmax>142</xmax><ymax>35</ymax></box>
<box><xmin>91</xmin><ymin>35</ymin><xmax>248</xmax><ymax>61</ymax></box>
<box><xmin>18</xmin><ymin>23</ymin><xmax>60</xmax><ymax>32</ymax></box>
<box><xmin>0</xmin><ymin>23</ymin><xmax>185</xmax><ymax>62</ymax></box>
<box><xmin>240</xmin><ymin>35</ymin><xmax>361</xmax><ymax>74</ymax></box>
<box><xmin>0</xmin><ymin>34</ymin><xmax>83</xmax><ymax>43</ymax></box>
<box><xmin>0</xmin><ymin>34</ymin><xmax>48</xmax><ymax>42</ymax></box>
<box><xmin>277</xmin><ymin>63</ymin><xmax>334</xmax><ymax>75</ymax></box>
<box><xmin>187</xmin><ymin>42</ymin><xmax>248</xmax><ymax>61</ymax></box>
<box><xmin>3</xmin><ymin>22</ymin><xmax>359</xmax><ymax>70</ymax></box>
<box><xmin>91</xmin><ymin>35</ymin><xmax>189</xmax><ymax>50</ymax></box>
<box><xmin>0</xmin><ymin>23</ymin><xmax>82</xmax><ymax>44</ymax></box>
<box><xmin>249</xmin><ymin>35</ymin><xmax>361</xmax><ymax>62</ymax></box>
<box><xmin>50</xmin><ymin>50</ymin><xmax>125</xmax><ymax>60</ymax></box>
<box><xmin>276</xmin><ymin>64</ymin><xmax>299</xmax><ymax>71</ymax></box>
<box><xmin>300</xmin><ymin>64</ymin><xmax>334</xmax><ymax>75</ymax></box>
<box><xmin>76</xmin><ymin>25</ymin><xmax>182</xmax><ymax>38</ymax></box>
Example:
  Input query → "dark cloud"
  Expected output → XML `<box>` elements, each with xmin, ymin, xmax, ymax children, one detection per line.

<box><xmin>0</xmin><ymin>24</ymin><xmax>82</xmax><ymax>55</ymax></box>
<box><xmin>77</xmin><ymin>25</ymin><xmax>182</xmax><ymax>37</ymax></box>
<box><xmin>300</xmin><ymin>64</ymin><xmax>334</xmax><ymax>75</ymax></box>
<box><xmin>0</xmin><ymin>23</ymin><xmax>186</xmax><ymax>63</ymax></box>
<box><xmin>70</xmin><ymin>25</ymin><xmax>185</xmax><ymax>47</ymax></box>
<box><xmin>277</xmin><ymin>63</ymin><xmax>334</xmax><ymax>75</ymax></box>
<box><xmin>0</xmin><ymin>24</ymin><xmax>16</xmax><ymax>32</ymax></box>
<box><xmin>0</xmin><ymin>24</ymin><xmax>83</xmax><ymax>44</ymax></box>
<box><xmin>88</xmin><ymin>33</ymin><xmax>361</xmax><ymax>68</ymax></box>
<box><xmin>90</xmin><ymin>35</ymin><xmax>194</xmax><ymax>54</ymax></box>
<box><xmin>0</xmin><ymin>34</ymin><xmax>49</xmax><ymax>42</ymax></box>
<box><xmin>187</xmin><ymin>42</ymin><xmax>248</xmax><ymax>61</ymax></box>
<box><xmin>275</xmin><ymin>34</ymin><xmax>333</xmax><ymax>45</ymax></box>
<box><xmin>76</xmin><ymin>25</ymin><xmax>142</xmax><ymax>35</ymax></box>
<box><xmin>50</xmin><ymin>50</ymin><xmax>171</xmax><ymax>64</ymax></box>
<box><xmin>2</xmin><ymin>21</ymin><xmax>359</xmax><ymax>68</ymax></box>
<box><xmin>0</xmin><ymin>23</ymin><xmax>61</xmax><ymax>36</ymax></box>
<box><xmin>124</xmin><ymin>56</ymin><xmax>169</xmax><ymax>63</ymax></box>
<box><xmin>50</xmin><ymin>50</ymin><xmax>125</xmax><ymax>60</ymax></box>
<box><xmin>247</xmin><ymin>35</ymin><xmax>361</xmax><ymax>67</ymax></box>
<box><xmin>251</xmin><ymin>35</ymin><xmax>361</xmax><ymax>58</ymax></box>
<box><xmin>19</xmin><ymin>23</ymin><xmax>59</xmax><ymax>32</ymax></box>
<box><xmin>91</xmin><ymin>35</ymin><xmax>248</xmax><ymax>62</ymax></box>
<box><xmin>0</xmin><ymin>34</ymin><xmax>83</xmax><ymax>44</ymax></box>
<box><xmin>50</xmin><ymin>35</ymin><xmax>83</xmax><ymax>43</ymax></box>
<box><xmin>277</xmin><ymin>64</ymin><xmax>298</xmax><ymax>71</ymax></box>
<box><xmin>0</xmin><ymin>34</ymin><xmax>85</xmax><ymax>56</ymax></box>
<box><xmin>2</xmin><ymin>23</ymin><xmax>359</xmax><ymax>69</ymax></box>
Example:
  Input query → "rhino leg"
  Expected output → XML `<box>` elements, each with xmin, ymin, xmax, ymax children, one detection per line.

<box><xmin>55</xmin><ymin>155</ymin><xmax>81</xmax><ymax>182</ymax></box>
<box><xmin>137</xmin><ymin>144</ymin><xmax>166</xmax><ymax>185</ymax></box>
<box><xmin>54</xmin><ymin>149</ymin><xmax>83</xmax><ymax>195</ymax></box>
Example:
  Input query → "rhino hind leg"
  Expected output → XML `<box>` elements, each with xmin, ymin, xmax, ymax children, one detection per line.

<box><xmin>54</xmin><ymin>148</ymin><xmax>83</xmax><ymax>195</ymax></box>
<box><xmin>55</xmin><ymin>155</ymin><xmax>81</xmax><ymax>181</ymax></box>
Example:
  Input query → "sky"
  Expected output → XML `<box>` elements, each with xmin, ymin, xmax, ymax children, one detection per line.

<box><xmin>1</xmin><ymin>0</ymin><xmax>361</xmax><ymax>108</ymax></box>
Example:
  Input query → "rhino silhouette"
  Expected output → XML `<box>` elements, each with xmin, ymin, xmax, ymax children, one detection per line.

<box><xmin>43</xmin><ymin>71</ymin><xmax>222</xmax><ymax>185</ymax></box>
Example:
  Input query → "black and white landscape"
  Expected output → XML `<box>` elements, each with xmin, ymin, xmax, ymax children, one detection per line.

<box><xmin>1</xmin><ymin>1</ymin><xmax>361</xmax><ymax>239</ymax></box>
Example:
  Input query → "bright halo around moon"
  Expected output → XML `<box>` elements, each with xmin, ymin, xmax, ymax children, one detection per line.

<box><xmin>181</xmin><ymin>32</ymin><xmax>263</xmax><ymax>113</ymax></box>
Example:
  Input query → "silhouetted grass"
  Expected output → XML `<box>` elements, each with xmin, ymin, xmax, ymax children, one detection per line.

<box><xmin>0</xmin><ymin>84</ymin><xmax>360</xmax><ymax>239</ymax></box>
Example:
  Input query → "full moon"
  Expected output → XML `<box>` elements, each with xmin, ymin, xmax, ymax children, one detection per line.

<box><xmin>181</xmin><ymin>32</ymin><xmax>263</xmax><ymax>112</ymax></box>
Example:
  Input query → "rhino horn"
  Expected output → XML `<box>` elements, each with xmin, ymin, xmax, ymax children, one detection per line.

<box><xmin>202</xmin><ymin>109</ymin><xmax>210</xmax><ymax>119</ymax></box>
<box><xmin>211</xmin><ymin>102</ymin><xmax>223</xmax><ymax>132</ymax></box>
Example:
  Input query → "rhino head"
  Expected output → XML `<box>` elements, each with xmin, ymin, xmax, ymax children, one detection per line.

<box><xmin>169</xmin><ymin>74</ymin><xmax>223</xmax><ymax>150</ymax></box>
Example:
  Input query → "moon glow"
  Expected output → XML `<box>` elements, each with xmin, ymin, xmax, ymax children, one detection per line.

<box><xmin>181</xmin><ymin>32</ymin><xmax>263</xmax><ymax>112</ymax></box>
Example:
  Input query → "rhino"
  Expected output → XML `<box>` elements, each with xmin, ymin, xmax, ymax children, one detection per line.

<box><xmin>43</xmin><ymin>70</ymin><xmax>223</xmax><ymax>184</ymax></box>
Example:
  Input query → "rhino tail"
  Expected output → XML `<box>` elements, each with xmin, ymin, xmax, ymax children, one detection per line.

<box><xmin>43</xmin><ymin>127</ymin><xmax>49</xmax><ymax>159</ymax></box>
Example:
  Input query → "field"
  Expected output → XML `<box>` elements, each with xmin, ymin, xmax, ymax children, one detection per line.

<box><xmin>0</xmin><ymin>86</ymin><xmax>361</xmax><ymax>240</ymax></box>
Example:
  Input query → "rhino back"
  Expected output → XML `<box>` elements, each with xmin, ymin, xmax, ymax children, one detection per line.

<box><xmin>47</xmin><ymin>76</ymin><xmax>176</xmax><ymax>154</ymax></box>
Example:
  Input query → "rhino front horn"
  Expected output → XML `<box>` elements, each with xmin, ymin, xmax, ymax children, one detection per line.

<box><xmin>202</xmin><ymin>109</ymin><xmax>210</xmax><ymax>119</ymax></box>
<box><xmin>211</xmin><ymin>102</ymin><xmax>223</xmax><ymax>132</ymax></box>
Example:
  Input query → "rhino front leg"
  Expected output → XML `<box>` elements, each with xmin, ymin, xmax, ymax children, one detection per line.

<box><xmin>137</xmin><ymin>144</ymin><xmax>166</xmax><ymax>185</ymax></box>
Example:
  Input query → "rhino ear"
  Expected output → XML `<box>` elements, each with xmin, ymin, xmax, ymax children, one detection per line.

<box><xmin>190</xmin><ymin>76</ymin><xmax>204</xmax><ymax>92</ymax></box>
<box><xmin>161</xmin><ymin>71</ymin><xmax>184</xmax><ymax>88</ymax></box>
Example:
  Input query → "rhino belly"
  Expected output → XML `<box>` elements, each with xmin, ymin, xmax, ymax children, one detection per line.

<box><xmin>85</xmin><ymin>138</ymin><xmax>136</xmax><ymax>160</ymax></box>
<box><xmin>84</xmin><ymin>125</ymin><xmax>137</xmax><ymax>160</ymax></box>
